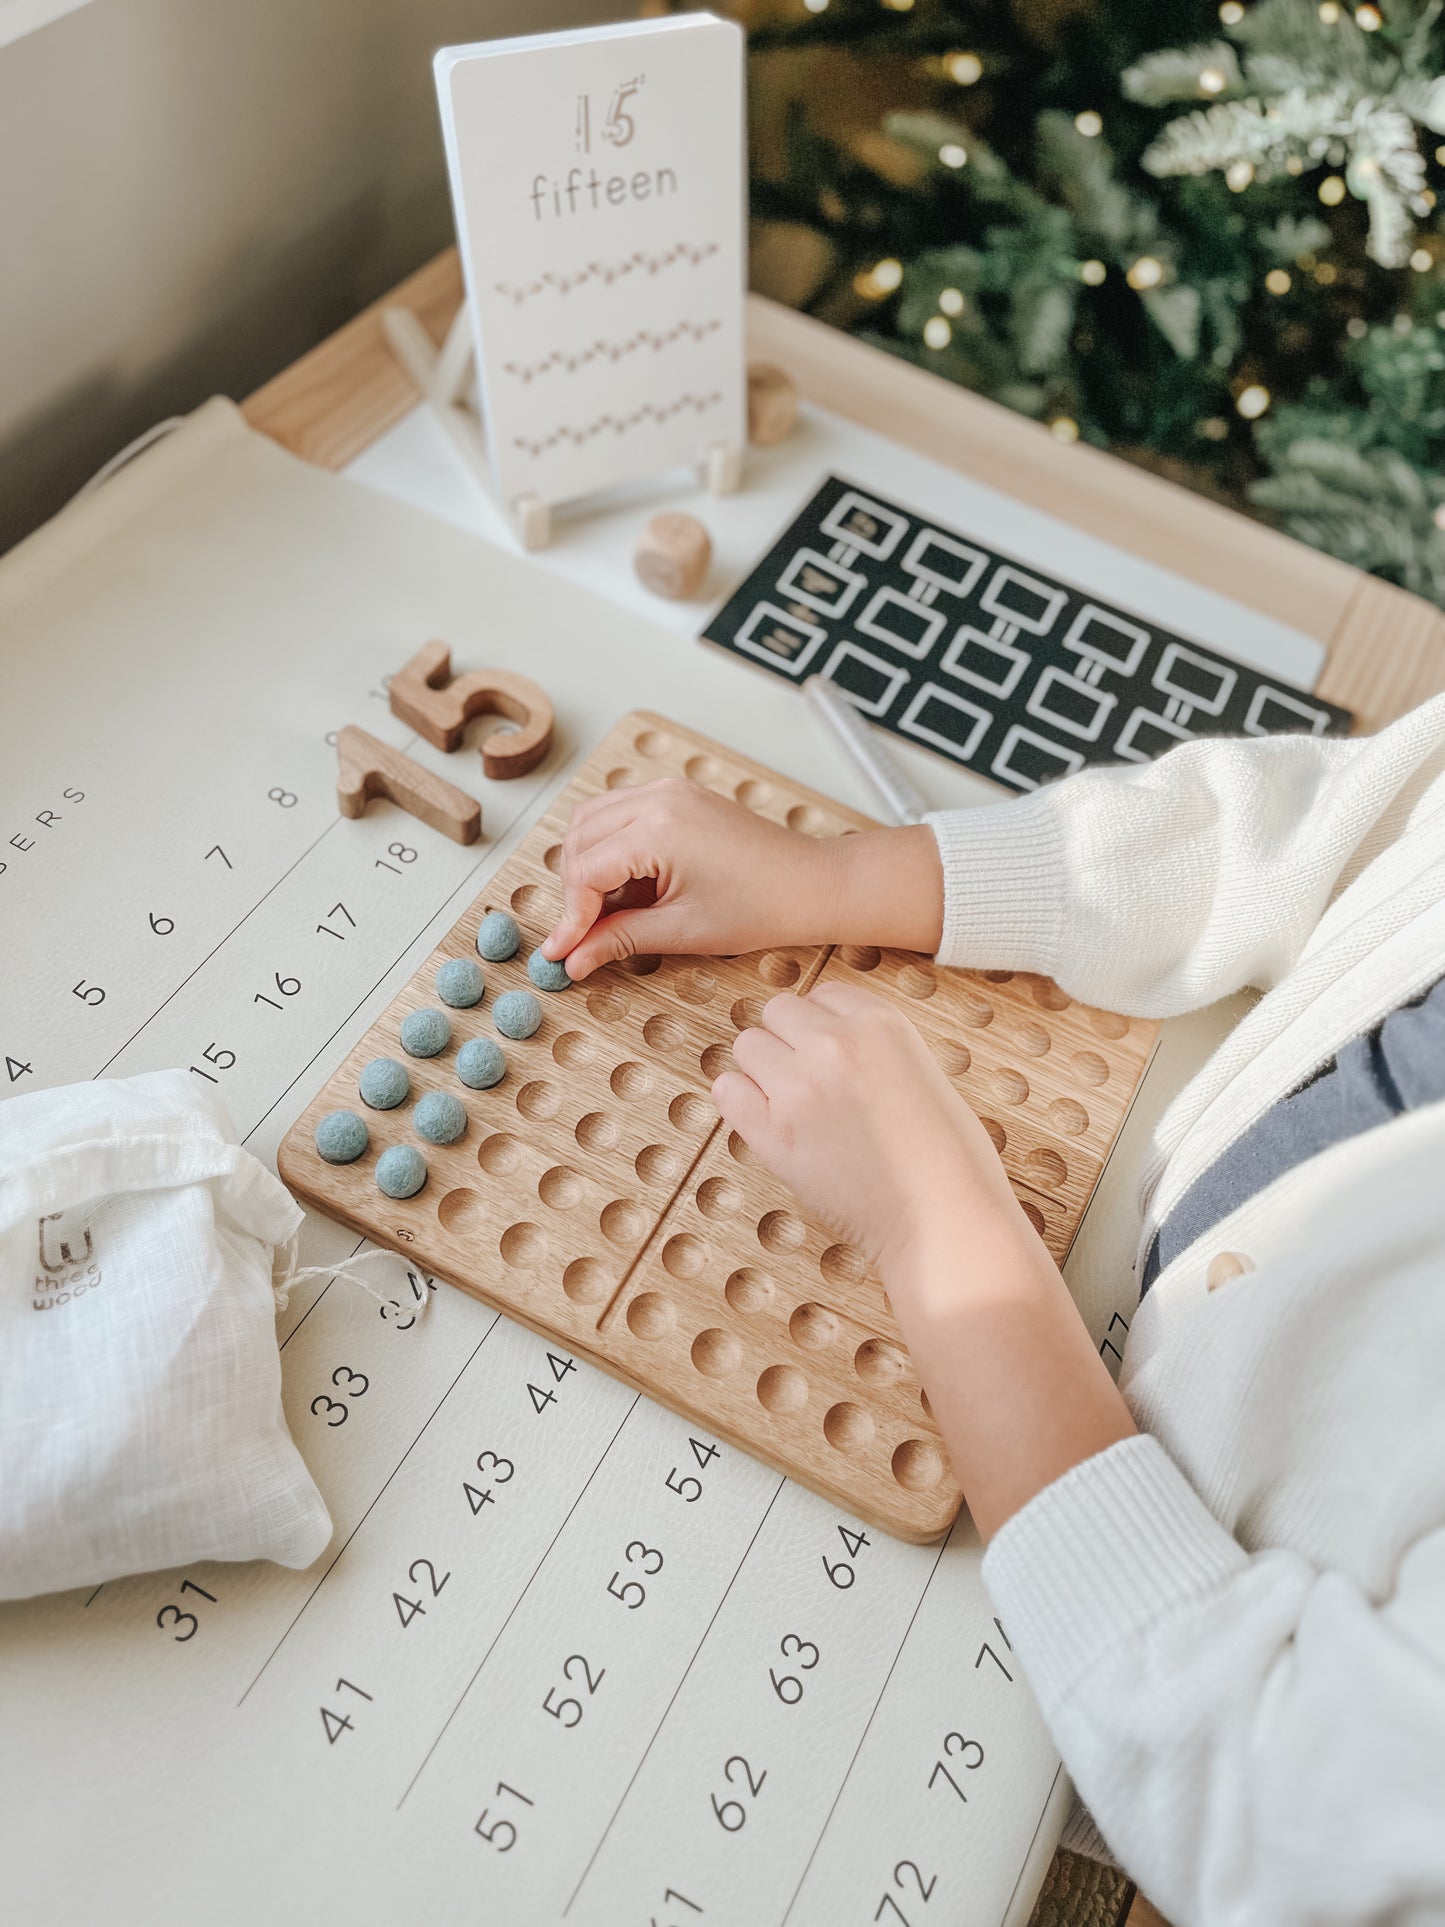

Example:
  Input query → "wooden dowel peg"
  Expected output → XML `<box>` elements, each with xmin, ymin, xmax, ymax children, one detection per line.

<box><xmin>747</xmin><ymin>363</ymin><xmax>799</xmax><ymax>447</ymax></box>
<box><xmin>704</xmin><ymin>441</ymin><xmax>743</xmax><ymax>496</ymax></box>
<box><xmin>388</xmin><ymin>643</ymin><xmax>555</xmax><ymax>780</ymax></box>
<box><xmin>335</xmin><ymin>725</ymin><xmax>481</xmax><ymax>844</ymax></box>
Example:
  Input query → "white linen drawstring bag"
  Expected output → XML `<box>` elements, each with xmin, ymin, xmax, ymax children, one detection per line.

<box><xmin>0</xmin><ymin>1070</ymin><xmax>333</xmax><ymax>1600</ymax></box>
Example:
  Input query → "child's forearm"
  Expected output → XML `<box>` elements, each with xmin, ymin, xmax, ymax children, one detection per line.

<box><xmin>816</xmin><ymin>824</ymin><xmax>944</xmax><ymax>953</ymax></box>
<box><xmin>884</xmin><ymin>1202</ymin><xmax>1137</xmax><ymax>1542</ymax></box>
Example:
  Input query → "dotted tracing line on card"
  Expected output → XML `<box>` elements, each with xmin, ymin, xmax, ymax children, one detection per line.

<box><xmin>502</xmin><ymin>318</ymin><xmax>722</xmax><ymax>385</ymax></box>
<box><xmin>511</xmin><ymin>391</ymin><xmax>724</xmax><ymax>457</ymax></box>
<box><xmin>492</xmin><ymin>242</ymin><xmax>719</xmax><ymax>306</ymax></box>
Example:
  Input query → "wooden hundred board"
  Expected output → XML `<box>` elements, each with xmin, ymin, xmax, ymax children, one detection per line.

<box><xmin>280</xmin><ymin>712</ymin><xmax>1156</xmax><ymax>1541</ymax></box>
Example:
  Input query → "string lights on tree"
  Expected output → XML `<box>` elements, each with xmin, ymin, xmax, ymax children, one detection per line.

<box><xmin>738</xmin><ymin>0</ymin><xmax>1445</xmax><ymax>604</ymax></box>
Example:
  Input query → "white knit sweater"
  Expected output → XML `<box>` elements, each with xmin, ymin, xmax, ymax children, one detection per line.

<box><xmin>926</xmin><ymin>693</ymin><xmax>1445</xmax><ymax>1927</ymax></box>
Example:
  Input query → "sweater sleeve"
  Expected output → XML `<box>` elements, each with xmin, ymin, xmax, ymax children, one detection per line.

<box><xmin>982</xmin><ymin>1436</ymin><xmax>1445</xmax><ymax>1927</ymax></box>
<box><xmin>925</xmin><ymin>694</ymin><xmax>1445</xmax><ymax>1016</ymax></box>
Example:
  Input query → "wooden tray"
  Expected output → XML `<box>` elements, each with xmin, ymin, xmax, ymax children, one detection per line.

<box><xmin>279</xmin><ymin>712</ymin><xmax>1155</xmax><ymax>1539</ymax></box>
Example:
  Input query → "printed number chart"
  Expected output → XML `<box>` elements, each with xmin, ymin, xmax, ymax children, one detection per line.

<box><xmin>0</xmin><ymin>407</ymin><xmax>1067</xmax><ymax>1927</ymax></box>
<box><xmin>704</xmin><ymin>475</ymin><xmax>1352</xmax><ymax>791</ymax></box>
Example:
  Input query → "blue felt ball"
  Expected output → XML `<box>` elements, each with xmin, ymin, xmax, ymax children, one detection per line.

<box><xmin>476</xmin><ymin>910</ymin><xmax>521</xmax><ymax>962</ymax></box>
<box><xmin>400</xmin><ymin>1007</ymin><xmax>452</xmax><ymax>1058</ymax></box>
<box><xmin>413</xmin><ymin>1090</ymin><xmax>468</xmax><ymax>1145</ymax></box>
<box><xmin>436</xmin><ymin>957</ymin><xmax>485</xmax><ymax>1009</ymax></box>
<box><xmin>315</xmin><ymin>1110</ymin><xmax>369</xmax><ymax>1164</ymax></box>
<box><xmin>493</xmin><ymin>988</ymin><xmax>542</xmax><ymax>1040</ymax></box>
<box><xmin>376</xmin><ymin>1143</ymin><xmax>427</xmax><ymax>1198</ymax></box>
<box><xmin>527</xmin><ymin>947</ymin><xmax>572</xmax><ymax>992</ymax></box>
<box><xmin>359</xmin><ymin>1057</ymin><xmax>410</xmax><ymax>1110</ymax></box>
<box><xmin>456</xmin><ymin>1037</ymin><xmax>507</xmax><ymax>1089</ymax></box>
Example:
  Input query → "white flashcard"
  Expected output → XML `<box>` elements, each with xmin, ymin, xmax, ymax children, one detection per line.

<box><xmin>436</xmin><ymin>13</ymin><xmax>747</xmax><ymax>516</ymax></box>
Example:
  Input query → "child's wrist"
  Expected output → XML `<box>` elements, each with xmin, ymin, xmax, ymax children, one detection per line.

<box><xmin>881</xmin><ymin>1193</ymin><xmax>1052</xmax><ymax>1313</ymax></box>
<box><xmin>820</xmin><ymin>825</ymin><xmax>944</xmax><ymax>953</ymax></box>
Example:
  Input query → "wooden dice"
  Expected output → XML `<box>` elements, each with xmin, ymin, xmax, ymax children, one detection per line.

<box><xmin>634</xmin><ymin>512</ymin><xmax>712</xmax><ymax>600</ymax></box>
<box><xmin>746</xmin><ymin>362</ymin><xmax>798</xmax><ymax>447</ymax></box>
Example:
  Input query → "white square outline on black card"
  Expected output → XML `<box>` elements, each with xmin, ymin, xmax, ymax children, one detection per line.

<box><xmin>733</xmin><ymin>600</ymin><xmax>829</xmax><ymax>678</ymax></box>
<box><xmin>1026</xmin><ymin>665</ymin><xmax>1119</xmax><ymax>743</ymax></box>
<box><xmin>821</xmin><ymin>641</ymin><xmax>910</xmax><ymax>718</ymax></box>
<box><xmin>1243</xmin><ymin>684</ymin><xmax>1332</xmax><ymax>737</ymax></box>
<box><xmin>1061</xmin><ymin>603</ymin><xmax>1152</xmax><ymax>678</ymax></box>
<box><xmin>819</xmin><ymin>489</ymin><xmax>910</xmax><ymax>560</ymax></box>
<box><xmin>776</xmin><ymin>546</ymin><xmax>867</xmax><ymax>620</ymax></box>
<box><xmin>899</xmin><ymin>681</ymin><xmax>992</xmax><ymax>761</ymax></box>
<box><xmin>855</xmin><ymin>585</ymin><xmax>947</xmax><ymax>660</ymax></box>
<box><xmin>992</xmin><ymin>724</ymin><xmax>1085</xmax><ymax>791</ymax></box>
<box><xmin>940</xmin><ymin>625</ymin><xmax>1030</xmax><ymax>699</ymax></box>
<box><xmin>902</xmin><ymin>527</ymin><xmax>989</xmax><ymax>598</ymax></box>
<box><xmin>1114</xmin><ymin>706</ymin><xmax>1193</xmax><ymax>763</ymax></box>
<box><xmin>1154</xmin><ymin>642</ymin><xmax>1236</xmax><ymax>716</ymax></box>
<box><xmin>980</xmin><ymin>565</ymin><xmax>1067</xmax><ymax>636</ymax></box>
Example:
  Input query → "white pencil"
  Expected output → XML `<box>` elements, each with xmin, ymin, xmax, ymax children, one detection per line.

<box><xmin>802</xmin><ymin>675</ymin><xmax>931</xmax><ymax>826</ymax></box>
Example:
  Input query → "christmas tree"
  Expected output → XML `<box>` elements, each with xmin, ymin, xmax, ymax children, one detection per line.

<box><xmin>709</xmin><ymin>0</ymin><xmax>1445</xmax><ymax>603</ymax></box>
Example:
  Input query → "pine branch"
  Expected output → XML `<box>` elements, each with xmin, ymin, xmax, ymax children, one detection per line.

<box><xmin>1123</xmin><ymin>42</ymin><xmax>1244</xmax><ymax>105</ymax></box>
<box><xmin>1141</xmin><ymin>88</ymin><xmax>1351</xmax><ymax>177</ymax></box>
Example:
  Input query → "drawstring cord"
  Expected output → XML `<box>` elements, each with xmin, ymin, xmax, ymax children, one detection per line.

<box><xmin>272</xmin><ymin>1231</ymin><xmax>432</xmax><ymax>1323</ymax></box>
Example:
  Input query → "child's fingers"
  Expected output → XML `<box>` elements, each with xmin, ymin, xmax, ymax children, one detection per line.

<box><xmin>732</xmin><ymin>1024</ymin><xmax>795</xmax><ymax>1094</ymax></box>
<box><xmin>710</xmin><ymin>1068</ymin><xmax>769</xmax><ymax>1143</ymax></box>
<box><xmin>561</xmin><ymin>901</ymin><xmax>690</xmax><ymax>979</ymax></box>
<box><xmin>562</xmin><ymin>788</ymin><xmax>643</xmax><ymax>857</ymax></box>
<box><xmin>808</xmin><ymin>980</ymin><xmax>889</xmax><ymax>1021</ymax></box>
<box><xmin>756</xmin><ymin>991</ymin><xmax>825</xmax><ymax>1044</ymax></box>
<box><xmin>546</xmin><ymin>826</ymin><xmax>660</xmax><ymax>958</ymax></box>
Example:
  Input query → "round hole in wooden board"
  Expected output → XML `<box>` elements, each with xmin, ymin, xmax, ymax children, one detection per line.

<box><xmin>642</xmin><ymin>1012</ymin><xmax>688</xmax><ymax>1053</ymax></box>
<box><xmin>823</xmin><ymin>1401</ymin><xmax>875</xmax><ymax>1454</ymax></box>
<box><xmin>601</xmin><ymin>1198</ymin><xmax>649</xmax><ymax>1247</ymax></box>
<box><xmin>636</xmin><ymin>1142</ymin><xmax>683</xmax><ymax>1187</ymax></box>
<box><xmin>755</xmin><ymin>951</ymin><xmax>800</xmax><ymax>990</ymax></box>
<box><xmin>789</xmin><ymin>1302</ymin><xmax>838</xmax><ymax>1350</ymax></box>
<box><xmin>854</xmin><ymin>1337</ymin><xmax>907</xmax><ymax>1386</ymax></box>
<box><xmin>576</xmin><ymin>1111</ymin><xmax>620</xmax><ymax>1153</ymax></box>
<box><xmin>633</xmin><ymin>727</ymin><xmax>675</xmax><ymax>761</ymax></box>
<box><xmin>725</xmin><ymin>1267</ymin><xmax>775</xmax><ymax>1314</ymax></box>
<box><xmin>1072</xmin><ymin>1050</ymin><xmax>1110</xmax><ymax>1088</ymax></box>
<box><xmin>437</xmin><ymin>1187</ymin><xmax>486</xmax><ymax>1233</ymax></box>
<box><xmin>626</xmin><ymin>1290</ymin><xmax>676</xmax><ymax>1339</ymax></box>
<box><xmin>537</xmin><ymin>1165</ymin><xmax>584</xmax><ymax>1210</ymax></box>
<box><xmin>691</xmin><ymin>1327</ymin><xmax>743</xmax><ymax>1378</ymax></box>
<box><xmin>673</xmin><ymin>968</ymin><xmax>717</xmax><ymax>1008</ymax></box>
<box><xmin>562</xmin><ymin>1256</ymin><xmax>613</xmax><ymax>1304</ymax></box>
<box><xmin>499</xmin><ymin>1221</ymin><xmax>547</xmax><ymax>1269</ymax></box>
<box><xmin>478</xmin><ymin>1132</ymin><xmax>525</xmax><ymax>1175</ymax></box>
<box><xmin>586</xmin><ymin>986</ymin><xmax>630</xmax><ymax>1024</ymax></box>
<box><xmin>662</xmin><ymin>1232</ymin><xmax>707</xmax><ymax>1279</ymax></box>
<box><xmin>892</xmin><ymin>1437</ymin><xmax>946</xmax><ymax>1491</ymax></box>
<box><xmin>757</xmin><ymin>1363</ymin><xmax>809</xmax><ymax>1414</ymax></box>
<box><xmin>552</xmin><ymin>1030</ymin><xmax>595</xmax><ymax>1069</ymax></box>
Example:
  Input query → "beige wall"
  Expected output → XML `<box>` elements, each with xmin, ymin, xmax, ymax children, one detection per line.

<box><xmin>0</xmin><ymin>0</ymin><xmax>631</xmax><ymax>551</ymax></box>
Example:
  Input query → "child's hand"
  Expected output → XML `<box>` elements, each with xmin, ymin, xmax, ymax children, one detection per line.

<box><xmin>719</xmin><ymin>982</ymin><xmax>1137</xmax><ymax>1544</ymax></box>
<box><xmin>543</xmin><ymin>780</ymin><xmax>842</xmax><ymax>978</ymax></box>
<box><xmin>544</xmin><ymin>780</ymin><xmax>945</xmax><ymax>979</ymax></box>
<box><xmin>713</xmin><ymin>981</ymin><xmax>1024</xmax><ymax>1279</ymax></box>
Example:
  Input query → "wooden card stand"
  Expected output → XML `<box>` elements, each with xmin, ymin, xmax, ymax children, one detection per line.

<box><xmin>380</xmin><ymin>302</ymin><xmax>746</xmax><ymax>554</ymax></box>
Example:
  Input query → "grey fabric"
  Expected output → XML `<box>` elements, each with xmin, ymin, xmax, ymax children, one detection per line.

<box><xmin>1142</xmin><ymin>973</ymin><xmax>1445</xmax><ymax>1296</ymax></box>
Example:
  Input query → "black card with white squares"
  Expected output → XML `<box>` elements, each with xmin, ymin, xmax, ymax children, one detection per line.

<box><xmin>702</xmin><ymin>475</ymin><xmax>1352</xmax><ymax>793</ymax></box>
